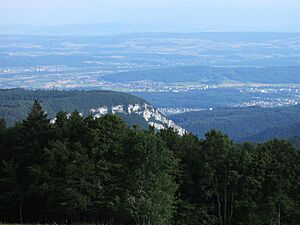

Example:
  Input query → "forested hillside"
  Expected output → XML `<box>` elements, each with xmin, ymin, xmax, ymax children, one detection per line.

<box><xmin>171</xmin><ymin>105</ymin><xmax>300</xmax><ymax>142</ymax></box>
<box><xmin>0</xmin><ymin>89</ymin><xmax>146</xmax><ymax>126</ymax></box>
<box><xmin>240</xmin><ymin>122</ymin><xmax>300</xmax><ymax>142</ymax></box>
<box><xmin>0</xmin><ymin>102</ymin><xmax>299</xmax><ymax>225</ymax></box>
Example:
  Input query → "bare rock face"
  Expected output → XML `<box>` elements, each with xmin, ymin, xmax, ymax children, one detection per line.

<box><xmin>89</xmin><ymin>103</ymin><xmax>186</xmax><ymax>135</ymax></box>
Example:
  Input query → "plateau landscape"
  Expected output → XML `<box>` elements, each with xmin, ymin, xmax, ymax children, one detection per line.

<box><xmin>0</xmin><ymin>0</ymin><xmax>299</xmax><ymax>225</ymax></box>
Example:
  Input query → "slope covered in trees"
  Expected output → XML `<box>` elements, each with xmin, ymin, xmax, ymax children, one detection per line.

<box><xmin>171</xmin><ymin>105</ymin><xmax>300</xmax><ymax>142</ymax></box>
<box><xmin>240</xmin><ymin>122</ymin><xmax>300</xmax><ymax>143</ymax></box>
<box><xmin>0</xmin><ymin>102</ymin><xmax>299</xmax><ymax>225</ymax></box>
<box><xmin>0</xmin><ymin>88</ymin><xmax>147</xmax><ymax>126</ymax></box>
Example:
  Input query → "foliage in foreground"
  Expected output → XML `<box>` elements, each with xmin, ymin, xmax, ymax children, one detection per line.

<box><xmin>0</xmin><ymin>101</ymin><xmax>299</xmax><ymax>225</ymax></box>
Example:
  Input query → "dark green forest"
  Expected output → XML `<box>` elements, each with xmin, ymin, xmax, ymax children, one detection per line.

<box><xmin>0</xmin><ymin>101</ymin><xmax>299</xmax><ymax>225</ymax></box>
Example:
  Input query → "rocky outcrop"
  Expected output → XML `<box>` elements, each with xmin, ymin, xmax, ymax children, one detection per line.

<box><xmin>89</xmin><ymin>103</ymin><xmax>186</xmax><ymax>135</ymax></box>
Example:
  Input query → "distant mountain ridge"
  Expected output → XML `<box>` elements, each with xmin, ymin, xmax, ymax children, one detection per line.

<box><xmin>0</xmin><ymin>89</ymin><xmax>185</xmax><ymax>134</ymax></box>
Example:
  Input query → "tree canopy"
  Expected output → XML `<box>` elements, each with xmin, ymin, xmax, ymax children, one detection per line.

<box><xmin>0</xmin><ymin>101</ymin><xmax>299</xmax><ymax>225</ymax></box>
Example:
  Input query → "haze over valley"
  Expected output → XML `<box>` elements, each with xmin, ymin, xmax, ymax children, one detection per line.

<box><xmin>1</xmin><ymin>32</ymin><xmax>300</xmax><ymax>112</ymax></box>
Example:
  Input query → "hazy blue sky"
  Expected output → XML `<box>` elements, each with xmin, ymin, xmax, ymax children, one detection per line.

<box><xmin>0</xmin><ymin>0</ymin><xmax>299</xmax><ymax>32</ymax></box>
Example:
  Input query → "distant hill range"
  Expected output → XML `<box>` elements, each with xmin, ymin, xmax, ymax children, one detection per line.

<box><xmin>170</xmin><ymin>105</ymin><xmax>300</xmax><ymax>142</ymax></box>
<box><xmin>0</xmin><ymin>89</ymin><xmax>185</xmax><ymax>134</ymax></box>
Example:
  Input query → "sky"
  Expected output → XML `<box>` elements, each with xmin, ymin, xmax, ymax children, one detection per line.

<box><xmin>0</xmin><ymin>0</ymin><xmax>299</xmax><ymax>32</ymax></box>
